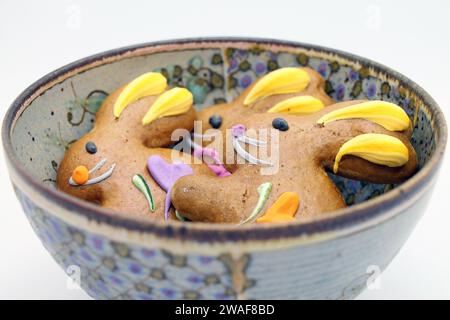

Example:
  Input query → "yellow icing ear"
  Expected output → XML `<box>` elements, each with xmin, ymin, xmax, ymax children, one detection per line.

<box><xmin>267</xmin><ymin>96</ymin><xmax>324</xmax><ymax>115</ymax></box>
<box><xmin>333</xmin><ymin>133</ymin><xmax>409</xmax><ymax>173</ymax></box>
<box><xmin>142</xmin><ymin>87</ymin><xmax>193</xmax><ymax>125</ymax></box>
<box><xmin>113</xmin><ymin>72</ymin><xmax>167</xmax><ymax>118</ymax></box>
<box><xmin>317</xmin><ymin>101</ymin><xmax>410</xmax><ymax>131</ymax></box>
<box><xmin>243</xmin><ymin>68</ymin><xmax>310</xmax><ymax>106</ymax></box>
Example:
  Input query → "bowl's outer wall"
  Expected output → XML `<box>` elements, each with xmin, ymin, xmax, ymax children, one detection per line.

<box><xmin>3</xmin><ymin>39</ymin><xmax>446</xmax><ymax>299</ymax></box>
<box><xmin>13</xmin><ymin>177</ymin><xmax>436</xmax><ymax>299</ymax></box>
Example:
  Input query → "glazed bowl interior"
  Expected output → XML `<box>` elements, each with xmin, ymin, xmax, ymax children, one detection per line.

<box><xmin>3</xmin><ymin>38</ymin><xmax>446</xmax><ymax>233</ymax></box>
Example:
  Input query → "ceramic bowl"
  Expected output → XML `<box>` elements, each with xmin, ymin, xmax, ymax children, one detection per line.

<box><xmin>2</xmin><ymin>38</ymin><xmax>447</xmax><ymax>300</ymax></box>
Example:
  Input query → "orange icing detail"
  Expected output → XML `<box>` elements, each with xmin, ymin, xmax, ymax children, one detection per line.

<box><xmin>72</xmin><ymin>165</ymin><xmax>89</xmax><ymax>185</ymax></box>
<box><xmin>256</xmin><ymin>192</ymin><xmax>299</xmax><ymax>223</ymax></box>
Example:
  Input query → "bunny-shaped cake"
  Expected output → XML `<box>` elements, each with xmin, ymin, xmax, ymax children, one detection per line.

<box><xmin>171</xmin><ymin>68</ymin><xmax>418</xmax><ymax>223</ymax></box>
<box><xmin>172</xmin><ymin>100</ymin><xmax>418</xmax><ymax>223</ymax></box>
<box><xmin>57</xmin><ymin>72</ymin><xmax>215</xmax><ymax>220</ymax></box>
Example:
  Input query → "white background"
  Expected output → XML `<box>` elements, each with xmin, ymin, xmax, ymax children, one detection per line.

<box><xmin>0</xmin><ymin>0</ymin><xmax>449</xmax><ymax>299</ymax></box>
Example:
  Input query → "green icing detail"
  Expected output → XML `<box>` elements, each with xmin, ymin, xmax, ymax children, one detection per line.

<box><xmin>132</xmin><ymin>174</ymin><xmax>155</xmax><ymax>212</ymax></box>
<box><xmin>175</xmin><ymin>210</ymin><xmax>187</xmax><ymax>221</ymax></box>
<box><xmin>239</xmin><ymin>182</ymin><xmax>272</xmax><ymax>225</ymax></box>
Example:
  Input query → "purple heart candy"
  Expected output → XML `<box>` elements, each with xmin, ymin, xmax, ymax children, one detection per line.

<box><xmin>147</xmin><ymin>155</ymin><xmax>193</xmax><ymax>220</ymax></box>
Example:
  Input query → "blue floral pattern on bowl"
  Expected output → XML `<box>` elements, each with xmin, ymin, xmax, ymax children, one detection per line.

<box><xmin>17</xmin><ymin>188</ymin><xmax>248</xmax><ymax>299</ymax></box>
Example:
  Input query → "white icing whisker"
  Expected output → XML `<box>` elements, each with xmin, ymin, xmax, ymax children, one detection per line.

<box><xmin>69</xmin><ymin>158</ymin><xmax>116</xmax><ymax>186</ymax></box>
<box><xmin>232</xmin><ymin>137</ymin><xmax>272</xmax><ymax>166</ymax></box>
<box><xmin>237</xmin><ymin>135</ymin><xmax>267</xmax><ymax>146</ymax></box>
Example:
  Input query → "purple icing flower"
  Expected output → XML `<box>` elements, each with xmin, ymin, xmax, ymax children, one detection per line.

<box><xmin>193</xmin><ymin>147</ymin><xmax>231</xmax><ymax>178</ymax></box>
<box><xmin>231</xmin><ymin>124</ymin><xmax>246</xmax><ymax>138</ymax></box>
<box><xmin>240</xmin><ymin>75</ymin><xmax>252</xmax><ymax>89</ymax></box>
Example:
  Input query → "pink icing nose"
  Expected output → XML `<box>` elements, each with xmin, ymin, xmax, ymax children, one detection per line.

<box><xmin>231</xmin><ymin>124</ymin><xmax>246</xmax><ymax>137</ymax></box>
<box><xmin>193</xmin><ymin>147</ymin><xmax>231</xmax><ymax>178</ymax></box>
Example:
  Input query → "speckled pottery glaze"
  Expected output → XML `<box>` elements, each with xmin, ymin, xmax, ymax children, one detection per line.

<box><xmin>2</xmin><ymin>38</ymin><xmax>447</xmax><ymax>300</ymax></box>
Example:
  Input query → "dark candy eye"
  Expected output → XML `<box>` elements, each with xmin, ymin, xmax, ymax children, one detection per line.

<box><xmin>209</xmin><ymin>115</ymin><xmax>223</xmax><ymax>129</ymax></box>
<box><xmin>85</xmin><ymin>141</ymin><xmax>97</xmax><ymax>154</ymax></box>
<box><xmin>272</xmin><ymin>118</ymin><xmax>289</xmax><ymax>131</ymax></box>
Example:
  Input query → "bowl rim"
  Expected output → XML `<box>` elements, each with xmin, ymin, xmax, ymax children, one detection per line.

<box><xmin>2</xmin><ymin>37</ymin><xmax>447</xmax><ymax>242</ymax></box>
